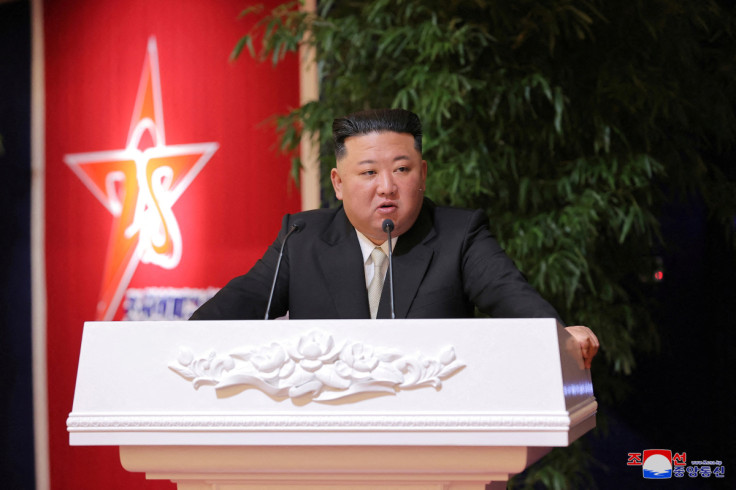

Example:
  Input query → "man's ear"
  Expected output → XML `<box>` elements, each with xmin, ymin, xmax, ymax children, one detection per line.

<box><xmin>330</xmin><ymin>167</ymin><xmax>343</xmax><ymax>200</ymax></box>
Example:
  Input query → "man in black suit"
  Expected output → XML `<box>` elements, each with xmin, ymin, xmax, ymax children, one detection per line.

<box><xmin>191</xmin><ymin>108</ymin><xmax>599</xmax><ymax>368</ymax></box>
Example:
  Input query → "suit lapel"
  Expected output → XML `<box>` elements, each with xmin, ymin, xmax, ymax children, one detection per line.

<box><xmin>318</xmin><ymin>207</ymin><xmax>371</xmax><ymax>318</ymax></box>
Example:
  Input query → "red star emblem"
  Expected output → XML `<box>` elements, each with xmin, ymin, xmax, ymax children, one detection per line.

<box><xmin>64</xmin><ymin>37</ymin><xmax>219</xmax><ymax>320</ymax></box>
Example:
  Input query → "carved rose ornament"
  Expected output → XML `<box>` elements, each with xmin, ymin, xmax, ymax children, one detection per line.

<box><xmin>169</xmin><ymin>330</ymin><xmax>465</xmax><ymax>402</ymax></box>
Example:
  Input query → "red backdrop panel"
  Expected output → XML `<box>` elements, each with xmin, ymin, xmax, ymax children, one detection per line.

<box><xmin>44</xmin><ymin>1</ymin><xmax>299</xmax><ymax>487</ymax></box>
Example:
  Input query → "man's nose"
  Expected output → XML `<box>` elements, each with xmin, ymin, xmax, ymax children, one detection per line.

<box><xmin>377</xmin><ymin>171</ymin><xmax>397</xmax><ymax>195</ymax></box>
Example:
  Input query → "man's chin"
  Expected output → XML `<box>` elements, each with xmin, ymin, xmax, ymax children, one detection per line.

<box><xmin>362</xmin><ymin>226</ymin><xmax>396</xmax><ymax>244</ymax></box>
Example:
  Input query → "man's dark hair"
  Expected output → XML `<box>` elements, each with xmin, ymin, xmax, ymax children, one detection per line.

<box><xmin>332</xmin><ymin>108</ymin><xmax>422</xmax><ymax>160</ymax></box>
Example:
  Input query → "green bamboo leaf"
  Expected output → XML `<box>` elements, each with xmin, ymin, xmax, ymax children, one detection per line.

<box><xmin>230</xmin><ymin>36</ymin><xmax>248</xmax><ymax>61</ymax></box>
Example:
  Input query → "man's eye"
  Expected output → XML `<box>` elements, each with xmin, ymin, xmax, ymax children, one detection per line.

<box><xmin>362</xmin><ymin>170</ymin><xmax>376</xmax><ymax>176</ymax></box>
<box><xmin>396</xmin><ymin>166</ymin><xmax>409</xmax><ymax>173</ymax></box>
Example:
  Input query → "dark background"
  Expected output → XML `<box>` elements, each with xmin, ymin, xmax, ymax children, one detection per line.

<box><xmin>587</xmin><ymin>193</ymin><xmax>735</xmax><ymax>488</ymax></box>
<box><xmin>1</xmin><ymin>1</ymin><xmax>34</xmax><ymax>489</ymax></box>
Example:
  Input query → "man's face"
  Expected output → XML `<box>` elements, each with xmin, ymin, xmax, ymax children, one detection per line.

<box><xmin>331</xmin><ymin>131</ymin><xmax>427</xmax><ymax>244</ymax></box>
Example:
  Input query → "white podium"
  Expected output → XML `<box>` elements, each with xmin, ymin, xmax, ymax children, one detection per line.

<box><xmin>68</xmin><ymin>318</ymin><xmax>596</xmax><ymax>489</ymax></box>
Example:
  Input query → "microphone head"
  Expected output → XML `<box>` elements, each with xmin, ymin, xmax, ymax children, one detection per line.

<box><xmin>382</xmin><ymin>219</ymin><xmax>395</xmax><ymax>233</ymax></box>
<box><xmin>292</xmin><ymin>219</ymin><xmax>306</xmax><ymax>232</ymax></box>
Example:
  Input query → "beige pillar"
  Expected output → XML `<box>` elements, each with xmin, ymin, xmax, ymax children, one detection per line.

<box><xmin>299</xmin><ymin>0</ymin><xmax>320</xmax><ymax>210</ymax></box>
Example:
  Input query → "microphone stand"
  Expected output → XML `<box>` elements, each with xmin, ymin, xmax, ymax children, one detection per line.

<box><xmin>382</xmin><ymin>219</ymin><xmax>396</xmax><ymax>319</ymax></box>
<box><xmin>265</xmin><ymin>220</ymin><xmax>304</xmax><ymax>319</ymax></box>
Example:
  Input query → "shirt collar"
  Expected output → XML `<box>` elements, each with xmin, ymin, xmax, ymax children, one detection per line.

<box><xmin>355</xmin><ymin>229</ymin><xmax>397</xmax><ymax>264</ymax></box>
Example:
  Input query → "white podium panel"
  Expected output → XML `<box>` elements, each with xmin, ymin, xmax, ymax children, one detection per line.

<box><xmin>68</xmin><ymin>318</ymin><xmax>596</xmax><ymax>489</ymax></box>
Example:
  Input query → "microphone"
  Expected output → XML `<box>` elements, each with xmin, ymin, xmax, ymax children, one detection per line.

<box><xmin>264</xmin><ymin>219</ymin><xmax>305</xmax><ymax>319</ymax></box>
<box><xmin>382</xmin><ymin>219</ymin><xmax>396</xmax><ymax>319</ymax></box>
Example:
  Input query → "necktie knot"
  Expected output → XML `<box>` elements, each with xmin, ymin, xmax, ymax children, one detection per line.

<box><xmin>371</xmin><ymin>247</ymin><xmax>387</xmax><ymax>268</ymax></box>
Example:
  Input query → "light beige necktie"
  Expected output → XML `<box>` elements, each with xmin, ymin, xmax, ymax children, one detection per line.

<box><xmin>368</xmin><ymin>247</ymin><xmax>387</xmax><ymax>319</ymax></box>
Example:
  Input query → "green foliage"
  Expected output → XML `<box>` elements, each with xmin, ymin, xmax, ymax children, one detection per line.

<box><xmin>233</xmin><ymin>0</ymin><xmax>736</xmax><ymax>486</ymax></box>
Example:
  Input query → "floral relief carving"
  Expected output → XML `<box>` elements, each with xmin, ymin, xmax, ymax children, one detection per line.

<box><xmin>169</xmin><ymin>330</ymin><xmax>465</xmax><ymax>402</ymax></box>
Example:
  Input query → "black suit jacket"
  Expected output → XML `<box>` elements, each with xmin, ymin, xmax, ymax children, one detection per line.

<box><xmin>190</xmin><ymin>199</ymin><xmax>560</xmax><ymax>321</ymax></box>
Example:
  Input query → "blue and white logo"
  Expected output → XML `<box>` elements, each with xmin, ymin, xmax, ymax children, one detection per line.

<box><xmin>642</xmin><ymin>450</ymin><xmax>672</xmax><ymax>479</ymax></box>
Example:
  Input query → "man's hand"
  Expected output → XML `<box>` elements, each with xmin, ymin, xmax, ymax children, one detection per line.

<box><xmin>564</xmin><ymin>325</ymin><xmax>599</xmax><ymax>369</ymax></box>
